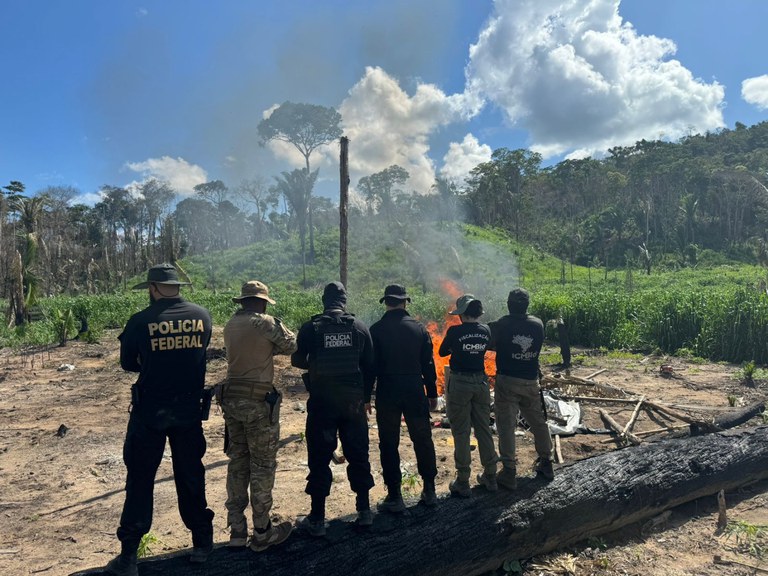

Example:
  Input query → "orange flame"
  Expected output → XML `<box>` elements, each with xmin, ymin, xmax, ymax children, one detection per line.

<box><xmin>427</xmin><ymin>279</ymin><xmax>496</xmax><ymax>395</ymax></box>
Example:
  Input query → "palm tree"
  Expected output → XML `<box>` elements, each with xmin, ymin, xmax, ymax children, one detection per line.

<box><xmin>273</xmin><ymin>168</ymin><xmax>318</xmax><ymax>286</ymax></box>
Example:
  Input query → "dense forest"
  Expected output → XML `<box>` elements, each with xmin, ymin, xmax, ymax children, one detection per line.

<box><xmin>2</xmin><ymin>119</ymin><xmax>768</xmax><ymax>326</ymax></box>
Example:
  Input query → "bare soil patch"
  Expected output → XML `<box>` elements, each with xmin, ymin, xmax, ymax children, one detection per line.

<box><xmin>0</xmin><ymin>330</ymin><xmax>766</xmax><ymax>575</ymax></box>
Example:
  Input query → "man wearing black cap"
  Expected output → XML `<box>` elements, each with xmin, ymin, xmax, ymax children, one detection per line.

<box><xmin>291</xmin><ymin>281</ymin><xmax>376</xmax><ymax>535</ymax></box>
<box><xmin>222</xmin><ymin>280</ymin><xmax>297</xmax><ymax>552</ymax></box>
<box><xmin>488</xmin><ymin>288</ymin><xmax>554</xmax><ymax>490</ymax></box>
<box><xmin>370</xmin><ymin>284</ymin><xmax>439</xmax><ymax>511</ymax></box>
<box><xmin>106</xmin><ymin>264</ymin><xmax>214</xmax><ymax>576</ymax></box>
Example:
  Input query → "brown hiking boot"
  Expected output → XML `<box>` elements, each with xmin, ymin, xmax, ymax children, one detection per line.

<box><xmin>535</xmin><ymin>457</ymin><xmax>555</xmax><ymax>481</ymax></box>
<box><xmin>449</xmin><ymin>479</ymin><xmax>471</xmax><ymax>498</ymax></box>
<box><xmin>497</xmin><ymin>467</ymin><xmax>517</xmax><ymax>490</ymax></box>
<box><xmin>477</xmin><ymin>472</ymin><xmax>498</xmax><ymax>492</ymax></box>
<box><xmin>251</xmin><ymin>520</ymin><xmax>294</xmax><ymax>551</ymax></box>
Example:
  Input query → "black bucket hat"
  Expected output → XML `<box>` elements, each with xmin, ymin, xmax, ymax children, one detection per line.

<box><xmin>132</xmin><ymin>263</ymin><xmax>191</xmax><ymax>290</ymax></box>
<box><xmin>379</xmin><ymin>284</ymin><xmax>411</xmax><ymax>304</ymax></box>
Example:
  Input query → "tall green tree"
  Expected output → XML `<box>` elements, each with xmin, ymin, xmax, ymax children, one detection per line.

<box><xmin>273</xmin><ymin>168</ymin><xmax>319</xmax><ymax>286</ymax></box>
<box><xmin>258</xmin><ymin>102</ymin><xmax>342</xmax><ymax>262</ymax></box>
<box><xmin>358</xmin><ymin>165</ymin><xmax>409</xmax><ymax>220</ymax></box>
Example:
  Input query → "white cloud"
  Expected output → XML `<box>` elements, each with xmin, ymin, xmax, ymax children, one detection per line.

<box><xmin>742</xmin><ymin>75</ymin><xmax>768</xmax><ymax>110</ymax></box>
<box><xmin>465</xmin><ymin>0</ymin><xmax>725</xmax><ymax>158</ymax></box>
<box><xmin>124</xmin><ymin>156</ymin><xmax>208</xmax><ymax>196</ymax></box>
<box><xmin>440</xmin><ymin>134</ymin><xmax>492</xmax><ymax>186</ymax></box>
<box><xmin>70</xmin><ymin>192</ymin><xmax>105</xmax><ymax>207</ymax></box>
<box><xmin>339</xmin><ymin>66</ymin><xmax>479</xmax><ymax>194</ymax></box>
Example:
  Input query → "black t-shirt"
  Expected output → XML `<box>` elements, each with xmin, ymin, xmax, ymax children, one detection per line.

<box><xmin>438</xmin><ymin>322</ymin><xmax>491</xmax><ymax>373</ymax></box>
<box><xmin>488</xmin><ymin>313</ymin><xmax>544</xmax><ymax>380</ymax></box>
<box><xmin>119</xmin><ymin>297</ymin><xmax>212</xmax><ymax>421</ymax></box>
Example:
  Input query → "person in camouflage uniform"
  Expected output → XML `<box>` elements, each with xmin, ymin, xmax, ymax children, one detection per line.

<box><xmin>222</xmin><ymin>280</ymin><xmax>297</xmax><ymax>552</ymax></box>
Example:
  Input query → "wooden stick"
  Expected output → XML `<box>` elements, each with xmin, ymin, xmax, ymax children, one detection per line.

<box><xmin>599</xmin><ymin>424</ymin><xmax>691</xmax><ymax>444</ymax></box>
<box><xmin>713</xmin><ymin>555</ymin><xmax>768</xmax><ymax>573</ymax></box>
<box><xmin>554</xmin><ymin>435</ymin><xmax>563</xmax><ymax>464</ymax></box>
<box><xmin>645</xmin><ymin>400</ymin><xmax>718</xmax><ymax>430</ymax></box>
<box><xmin>585</xmin><ymin>369</ymin><xmax>607</xmax><ymax>380</ymax></box>
<box><xmin>716</xmin><ymin>489</ymin><xmax>728</xmax><ymax>532</ymax></box>
<box><xmin>634</xmin><ymin>424</ymin><xmax>690</xmax><ymax>437</ymax></box>
<box><xmin>558</xmin><ymin>395</ymin><xmax>642</xmax><ymax>404</ymax></box>
<box><xmin>599</xmin><ymin>409</ymin><xmax>641</xmax><ymax>445</ymax></box>
<box><xmin>622</xmin><ymin>396</ymin><xmax>645</xmax><ymax>435</ymax></box>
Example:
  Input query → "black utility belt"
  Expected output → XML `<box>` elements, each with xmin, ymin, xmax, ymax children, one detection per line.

<box><xmin>450</xmin><ymin>369</ymin><xmax>485</xmax><ymax>376</ymax></box>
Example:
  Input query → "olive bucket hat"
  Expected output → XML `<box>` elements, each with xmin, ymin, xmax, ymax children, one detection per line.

<box><xmin>449</xmin><ymin>294</ymin><xmax>476</xmax><ymax>315</ymax></box>
<box><xmin>132</xmin><ymin>263</ymin><xmax>191</xmax><ymax>290</ymax></box>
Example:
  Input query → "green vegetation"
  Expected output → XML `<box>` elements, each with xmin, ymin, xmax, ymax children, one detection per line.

<box><xmin>2</xmin><ymin>222</ymin><xmax>767</xmax><ymax>369</ymax></box>
<box><xmin>137</xmin><ymin>532</ymin><xmax>161</xmax><ymax>559</ymax></box>
<box><xmin>723</xmin><ymin>520</ymin><xmax>767</xmax><ymax>559</ymax></box>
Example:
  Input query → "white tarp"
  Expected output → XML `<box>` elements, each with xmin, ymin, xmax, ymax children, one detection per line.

<box><xmin>543</xmin><ymin>391</ymin><xmax>582</xmax><ymax>435</ymax></box>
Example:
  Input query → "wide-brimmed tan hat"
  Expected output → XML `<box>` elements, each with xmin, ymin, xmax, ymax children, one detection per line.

<box><xmin>232</xmin><ymin>280</ymin><xmax>276</xmax><ymax>304</ymax></box>
<box><xmin>132</xmin><ymin>263</ymin><xmax>191</xmax><ymax>290</ymax></box>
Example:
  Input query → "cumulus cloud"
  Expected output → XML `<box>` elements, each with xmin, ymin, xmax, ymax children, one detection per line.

<box><xmin>440</xmin><ymin>134</ymin><xmax>492</xmax><ymax>186</ymax></box>
<box><xmin>742</xmin><ymin>75</ymin><xmax>768</xmax><ymax>110</ymax></box>
<box><xmin>124</xmin><ymin>156</ymin><xmax>208</xmax><ymax>196</ymax></box>
<box><xmin>465</xmin><ymin>0</ymin><xmax>725</xmax><ymax>158</ymax></box>
<box><xmin>338</xmin><ymin>66</ymin><xmax>481</xmax><ymax>194</ymax></box>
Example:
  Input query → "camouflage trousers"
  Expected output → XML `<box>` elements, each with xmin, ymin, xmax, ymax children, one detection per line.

<box><xmin>223</xmin><ymin>395</ymin><xmax>281</xmax><ymax>533</ymax></box>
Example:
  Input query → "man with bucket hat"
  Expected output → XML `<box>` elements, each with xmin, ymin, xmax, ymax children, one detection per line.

<box><xmin>370</xmin><ymin>284</ymin><xmax>439</xmax><ymax>511</ymax></box>
<box><xmin>488</xmin><ymin>288</ymin><xmax>554</xmax><ymax>490</ymax></box>
<box><xmin>106</xmin><ymin>264</ymin><xmax>214</xmax><ymax>575</ymax></box>
<box><xmin>438</xmin><ymin>294</ymin><xmax>498</xmax><ymax>497</ymax></box>
<box><xmin>222</xmin><ymin>280</ymin><xmax>297</xmax><ymax>551</ymax></box>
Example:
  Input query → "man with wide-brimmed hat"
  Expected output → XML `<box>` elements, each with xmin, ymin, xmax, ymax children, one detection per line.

<box><xmin>106</xmin><ymin>264</ymin><xmax>214</xmax><ymax>576</ymax></box>
<box><xmin>222</xmin><ymin>280</ymin><xmax>297</xmax><ymax>552</ymax></box>
<box><xmin>370</xmin><ymin>284</ymin><xmax>439</xmax><ymax>511</ymax></box>
<box><xmin>438</xmin><ymin>294</ymin><xmax>498</xmax><ymax>498</ymax></box>
<box><xmin>488</xmin><ymin>288</ymin><xmax>554</xmax><ymax>490</ymax></box>
<box><xmin>291</xmin><ymin>281</ymin><xmax>376</xmax><ymax>535</ymax></box>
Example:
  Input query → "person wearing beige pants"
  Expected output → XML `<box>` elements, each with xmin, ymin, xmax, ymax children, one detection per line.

<box><xmin>489</xmin><ymin>288</ymin><xmax>554</xmax><ymax>489</ymax></box>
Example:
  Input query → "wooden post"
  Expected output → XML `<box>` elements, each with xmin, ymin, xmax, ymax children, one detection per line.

<box><xmin>339</xmin><ymin>137</ymin><xmax>349</xmax><ymax>288</ymax></box>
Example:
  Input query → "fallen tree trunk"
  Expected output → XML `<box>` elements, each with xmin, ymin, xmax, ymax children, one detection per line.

<box><xmin>72</xmin><ymin>427</ymin><xmax>768</xmax><ymax>576</ymax></box>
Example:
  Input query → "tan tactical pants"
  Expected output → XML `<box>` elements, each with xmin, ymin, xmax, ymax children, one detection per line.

<box><xmin>494</xmin><ymin>374</ymin><xmax>552</xmax><ymax>471</ymax></box>
<box><xmin>446</xmin><ymin>372</ymin><xmax>498</xmax><ymax>482</ymax></box>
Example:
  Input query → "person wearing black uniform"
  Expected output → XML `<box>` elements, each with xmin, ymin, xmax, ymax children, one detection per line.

<box><xmin>105</xmin><ymin>264</ymin><xmax>214</xmax><ymax>576</ymax></box>
<box><xmin>291</xmin><ymin>282</ymin><xmax>376</xmax><ymax>535</ymax></box>
<box><xmin>488</xmin><ymin>288</ymin><xmax>554</xmax><ymax>491</ymax></box>
<box><xmin>370</xmin><ymin>284</ymin><xmax>438</xmax><ymax>511</ymax></box>
<box><xmin>438</xmin><ymin>295</ymin><xmax>499</xmax><ymax>498</ymax></box>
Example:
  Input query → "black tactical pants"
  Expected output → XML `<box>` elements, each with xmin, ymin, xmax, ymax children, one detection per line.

<box><xmin>305</xmin><ymin>385</ymin><xmax>375</xmax><ymax>498</ymax></box>
<box><xmin>116</xmin><ymin>412</ymin><xmax>214</xmax><ymax>552</ymax></box>
<box><xmin>375</xmin><ymin>378</ymin><xmax>437</xmax><ymax>490</ymax></box>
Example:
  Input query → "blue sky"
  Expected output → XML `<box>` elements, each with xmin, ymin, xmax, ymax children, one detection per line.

<box><xmin>2</xmin><ymin>0</ymin><xmax>767</xmax><ymax>206</ymax></box>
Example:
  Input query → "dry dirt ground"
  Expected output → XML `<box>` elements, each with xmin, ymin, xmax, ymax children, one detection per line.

<box><xmin>1</xmin><ymin>328</ymin><xmax>767</xmax><ymax>576</ymax></box>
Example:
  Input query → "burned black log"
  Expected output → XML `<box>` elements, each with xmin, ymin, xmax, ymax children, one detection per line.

<box><xmin>72</xmin><ymin>426</ymin><xmax>768</xmax><ymax>576</ymax></box>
